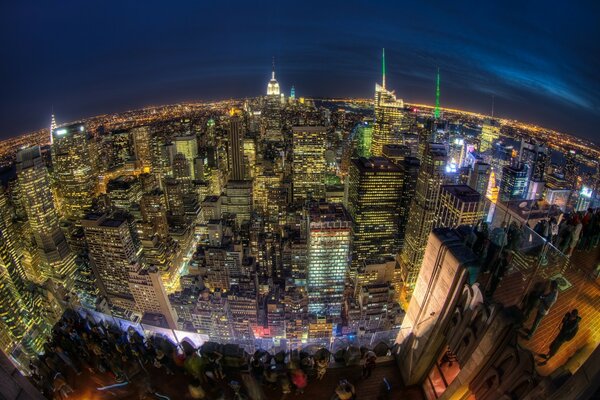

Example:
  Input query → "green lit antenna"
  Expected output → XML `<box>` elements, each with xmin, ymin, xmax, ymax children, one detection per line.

<box><xmin>434</xmin><ymin>67</ymin><xmax>440</xmax><ymax>119</ymax></box>
<box><xmin>382</xmin><ymin>48</ymin><xmax>386</xmax><ymax>89</ymax></box>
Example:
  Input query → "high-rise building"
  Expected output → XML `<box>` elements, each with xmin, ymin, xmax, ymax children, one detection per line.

<box><xmin>382</xmin><ymin>144</ymin><xmax>410</xmax><ymax>163</ymax></box>
<box><xmin>397</xmin><ymin>156</ymin><xmax>420</xmax><ymax>252</ymax></box>
<box><xmin>467</xmin><ymin>162</ymin><xmax>491</xmax><ymax>196</ymax></box>
<box><xmin>292</xmin><ymin>126</ymin><xmax>327</xmax><ymax>201</ymax></box>
<box><xmin>106</xmin><ymin>175</ymin><xmax>142</xmax><ymax>211</ymax></box>
<box><xmin>520</xmin><ymin>140</ymin><xmax>548</xmax><ymax>199</ymax></box>
<box><xmin>499</xmin><ymin>163</ymin><xmax>528</xmax><ymax>202</ymax></box>
<box><xmin>348</xmin><ymin>157</ymin><xmax>404</xmax><ymax>275</ymax></box>
<box><xmin>82</xmin><ymin>212</ymin><xmax>140</xmax><ymax>310</ymax></box>
<box><xmin>51</xmin><ymin>123</ymin><xmax>96</xmax><ymax>220</ymax></box>
<box><xmin>222</xmin><ymin>180</ymin><xmax>253</xmax><ymax>226</ymax></box>
<box><xmin>227</xmin><ymin>116</ymin><xmax>245</xmax><ymax>181</ymax></box>
<box><xmin>131</xmin><ymin>126</ymin><xmax>152</xmax><ymax>169</ymax></box>
<box><xmin>140</xmin><ymin>189</ymin><xmax>169</xmax><ymax>237</ymax></box>
<box><xmin>307</xmin><ymin>202</ymin><xmax>351</xmax><ymax>318</ymax></box>
<box><xmin>371</xmin><ymin>49</ymin><xmax>405</xmax><ymax>156</ymax></box>
<box><xmin>127</xmin><ymin>263</ymin><xmax>177</xmax><ymax>329</ymax></box>
<box><xmin>437</xmin><ymin>185</ymin><xmax>484</xmax><ymax>228</ymax></box>
<box><xmin>563</xmin><ymin>149</ymin><xmax>578</xmax><ymax>189</ymax></box>
<box><xmin>480</xmin><ymin>119</ymin><xmax>500</xmax><ymax>153</ymax></box>
<box><xmin>16</xmin><ymin>146</ymin><xmax>76</xmax><ymax>287</ymax></box>
<box><xmin>174</xmin><ymin>135</ymin><xmax>198</xmax><ymax>180</ymax></box>
<box><xmin>399</xmin><ymin>143</ymin><xmax>446</xmax><ymax>298</ymax></box>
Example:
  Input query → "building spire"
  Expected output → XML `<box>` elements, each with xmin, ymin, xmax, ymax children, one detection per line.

<box><xmin>50</xmin><ymin>111</ymin><xmax>57</xmax><ymax>145</ymax></box>
<box><xmin>434</xmin><ymin>68</ymin><xmax>440</xmax><ymax>119</ymax></box>
<box><xmin>272</xmin><ymin>56</ymin><xmax>276</xmax><ymax>80</ymax></box>
<box><xmin>382</xmin><ymin>48</ymin><xmax>386</xmax><ymax>89</ymax></box>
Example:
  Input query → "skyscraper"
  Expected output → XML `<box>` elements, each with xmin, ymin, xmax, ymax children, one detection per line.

<box><xmin>467</xmin><ymin>162</ymin><xmax>491</xmax><ymax>196</ymax></box>
<box><xmin>227</xmin><ymin>116</ymin><xmax>245</xmax><ymax>181</ymax></box>
<box><xmin>127</xmin><ymin>263</ymin><xmax>177</xmax><ymax>329</ymax></box>
<box><xmin>437</xmin><ymin>185</ymin><xmax>484</xmax><ymax>228</ymax></box>
<box><xmin>174</xmin><ymin>135</ymin><xmax>198</xmax><ymax>180</ymax></box>
<box><xmin>292</xmin><ymin>126</ymin><xmax>327</xmax><ymax>201</ymax></box>
<box><xmin>499</xmin><ymin>163</ymin><xmax>528</xmax><ymax>202</ymax></box>
<box><xmin>51</xmin><ymin>123</ymin><xmax>96</xmax><ymax>220</ymax></box>
<box><xmin>82</xmin><ymin>212</ymin><xmax>140</xmax><ymax>311</ymax></box>
<box><xmin>307</xmin><ymin>202</ymin><xmax>351</xmax><ymax>318</ymax></box>
<box><xmin>520</xmin><ymin>140</ymin><xmax>548</xmax><ymax>199</ymax></box>
<box><xmin>16</xmin><ymin>146</ymin><xmax>76</xmax><ymax>287</ymax></box>
<box><xmin>348</xmin><ymin>157</ymin><xmax>404</xmax><ymax>275</ymax></box>
<box><xmin>399</xmin><ymin>143</ymin><xmax>447</xmax><ymax>298</ymax></box>
<box><xmin>397</xmin><ymin>156</ymin><xmax>420</xmax><ymax>252</ymax></box>
<box><xmin>371</xmin><ymin>49</ymin><xmax>405</xmax><ymax>157</ymax></box>
<box><xmin>480</xmin><ymin>119</ymin><xmax>500</xmax><ymax>153</ymax></box>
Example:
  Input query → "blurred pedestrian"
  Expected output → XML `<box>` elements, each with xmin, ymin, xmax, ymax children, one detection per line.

<box><xmin>538</xmin><ymin>309</ymin><xmax>581</xmax><ymax>365</ymax></box>
<box><xmin>525</xmin><ymin>280</ymin><xmax>559</xmax><ymax>339</ymax></box>
<box><xmin>362</xmin><ymin>351</ymin><xmax>377</xmax><ymax>379</ymax></box>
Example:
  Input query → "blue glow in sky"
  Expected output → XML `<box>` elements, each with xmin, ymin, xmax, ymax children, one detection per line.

<box><xmin>0</xmin><ymin>0</ymin><xmax>598</xmax><ymax>142</ymax></box>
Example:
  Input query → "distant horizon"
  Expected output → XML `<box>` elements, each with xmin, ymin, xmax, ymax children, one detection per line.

<box><xmin>2</xmin><ymin>94</ymin><xmax>598</xmax><ymax>149</ymax></box>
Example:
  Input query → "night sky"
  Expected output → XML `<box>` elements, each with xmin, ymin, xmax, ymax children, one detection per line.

<box><xmin>1</xmin><ymin>1</ymin><xmax>599</xmax><ymax>142</ymax></box>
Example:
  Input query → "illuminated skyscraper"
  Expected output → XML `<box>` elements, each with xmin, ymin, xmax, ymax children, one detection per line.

<box><xmin>51</xmin><ymin>123</ymin><xmax>96</xmax><ymax>220</ymax></box>
<box><xmin>131</xmin><ymin>126</ymin><xmax>152</xmax><ymax>169</ymax></box>
<box><xmin>127</xmin><ymin>263</ymin><xmax>177</xmax><ymax>329</ymax></box>
<box><xmin>467</xmin><ymin>162</ymin><xmax>491</xmax><ymax>196</ymax></box>
<box><xmin>499</xmin><ymin>163</ymin><xmax>528</xmax><ymax>202</ymax></box>
<box><xmin>292</xmin><ymin>126</ymin><xmax>327</xmax><ymax>201</ymax></box>
<box><xmin>437</xmin><ymin>185</ymin><xmax>484</xmax><ymax>228</ymax></box>
<box><xmin>399</xmin><ymin>143</ymin><xmax>446</xmax><ymax>298</ymax></box>
<box><xmin>16</xmin><ymin>146</ymin><xmax>76</xmax><ymax>287</ymax></box>
<box><xmin>307</xmin><ymin>202</ymin><xmax>351</xmax><ymax>318</ymax></box>
<box><xmin>348</xmin><ymin>157</ymin><xmax>404</xmax><ymax>275</ymax></box>
<box><xmin>520</xmin><ymin>140</ymin><xmax>548</xmax><ymax>199</ymax></box>
<box><xmin>266</xmin><ymin>57</ymin><xmax>281</xmax><ymax>96</ymax></box>
<box><xmin>227</xmin><ymin>116</ymin><xmax>245</xmax><ymax>180</ymax></box>
<box><xmin>174</xmin><ymin>135</ymin><xmax>198</xmax><ymax>180</ymax></box>
<box><xmin>371</xmin><ymin>49</ymin><xmax>405</xmax><ymax>157</ymax></box>
<box><xmin>564</xmin><ymin>149</ymin><xmax>578</xmax><ymax>189</ymax></box>
<box><xmin>480</xmin><ymin>119</ymin><xmax>500</xmax><ymax>153</ymax></box>
<box><xmin>82</xmin><ymin>212</ymin><xmax>140</xmax><ymax>311</ymax></box>
<box><xmin>397</xmin><ymin>156</ymin><xmax>420</xmax><ymax>252</ymax></box>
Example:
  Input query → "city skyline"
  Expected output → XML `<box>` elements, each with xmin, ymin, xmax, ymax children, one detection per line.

<box><xmin>1</xmin><ymin>1</ymin><xmax>599</xmax><ymax>142</ymax></box>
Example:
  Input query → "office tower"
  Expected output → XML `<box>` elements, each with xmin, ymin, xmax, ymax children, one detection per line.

<box><xmin>467</xmin><ymin>162</ymin><xmax>491</xmax><ymax>195</ymax></box>
<box><xmin>140</xmin><ymin>189</ymin><xmax>169</xmax><ymax>237</ymax></box>
<box><xmin>205</xmin><ymin>241</ymin><xmax>243</xmax><ymax>292</ymax></box>
<box><xmin>563</xmin><ymin>149</ymin><xmax>578</xmax><ymax>188</ymax></box>
<box><xmin>355</xmin><ymin>122</ymin><xmax>373</xmax><ymax>158</ymax></box>
<box><xmin>131</xmin><ymin>126</ymin><xmax>152</xmax><ymax>169</ymax></box>
<box><xmin>437</xmin><ymin>185</ymin><xmax>484</xmax><ymax>228</ymax></box>
<box><xmin>347</xmin><ymin>157</ymin><xmax>404</xmax><ymax>274</ymax></box>
<box><xmin>82</xmin><ymin>212</ymin><xmax>140</xmax><ymax>310</ymax></box>
<box><xmin>266</xmin><ymin>289</ymin><xmax>285</xmax><ymax>338</ymax></box>
<box><xmin>106</xmin><ymin>175</ymin><xmax>142</xmax><ymax>211</ymax></box>
<box><xmin>292</xmin><ymin>126</ymin><xmax>327</xmax><ymax>201</ymax></box>
<box><xmin>172</xmin><ymin>153</ymin><xmax>192</xmax><ymax>182</ymax></box>
<box><xmin>307</xmin><ymin>202</ymin><xmax>351</xmax><ymax>318</ymax></box>
<box><xmin>227</xmin><ymin>116</ymin><xmax>245</xmax><ymax>180</ymax></box>
<box><xmin>0</xmin><ymin>189</ymin><xmax>43</xmax><ymax>355</ymax></box>
<box><xmin>127</xmin><ymin>263</ymin><xmax>177</xmax><ymax>329</ymax></box>
<box><xmin>399</xmin><ymin>143</ymin><xmax>446</xmax><ymax>297</ymax></box>
<box><xmin>222</xmin><ymin>180</ymin><xmax>253</xmax><ymax>226</ymax></box>
<box><xmin>382</xmin><ymin>144</ymin><xmax>410</xmax><ymax>163</ymax></box>
<box><xmin>16</xmin><ymin>146</ymin><xmax>76</xmax><ymax>286</ymax></box>
<box><xmin>520</xmin><ymin>140</ymin><xmax>548</xmax><ymax>199</ymax></box>
<box><xmin>371</xmin><ymin>49</ymin><xmax>405</xmax><ymax>156</ymax></box>
<box><xmin>51</xmin><ymin>123</ymin><xmax>95</xmax><ymax>219</ymax></box>
<box><xmin>480</xmin><ymin>119</ymin><xmax>500</xmax><ymax>153</ymax></box>
<box><xmin>499</xmin><ymin>163</ymin><xmax>528</xmax><ymax>202</ymax></box>
<box><xmin>193</xmin><ymin>290</ymin><xmax>233</xmax><ymax>341</ymax></box>
<box><xmin>283</xmin><ymin>287</ymin><xmax>309</xmax><ymax>344</ymax></box>
<box><xmin>416</xmin><ymin>119</ymin><xmax>435</xmax><ymax>160</ymax></box>
<box><xmin>174</xmin><ymin>135</ymin><xmax>198</xmax><ymax>180</ymax></box>
<box><xmin>397</xmin><ymin>156</ymin><xmax>420</xmax><ymax>251</ymax></box>
<box><xmin>228</xmin><ymin>283</ymin><xmax>258</xmax><ymax>340</ymax></box>
<box><xmin>164</xmin><ymin>177</ymin><xmax>185</xmax><ymax>218</ymax></box>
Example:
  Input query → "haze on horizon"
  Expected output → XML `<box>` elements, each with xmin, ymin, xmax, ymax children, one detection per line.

<box><xmin>1</xmin><ymin>0</ymin><xmax>599</xmax><ymax>142</ymax></box>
